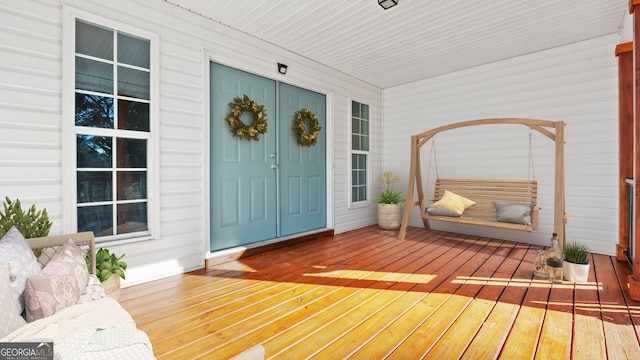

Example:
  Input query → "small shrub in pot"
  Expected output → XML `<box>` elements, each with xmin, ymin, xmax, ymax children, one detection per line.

<box><xmin>563</xmin><ymin>241</ymin><xmax>590</xmax><ymax>283</ymax></box>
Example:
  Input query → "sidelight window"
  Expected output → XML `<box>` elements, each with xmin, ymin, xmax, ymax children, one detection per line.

<box><xmin>351</xmin><ymin>100</ymin><xmax>370</xmax><ymax>204</ymax></box>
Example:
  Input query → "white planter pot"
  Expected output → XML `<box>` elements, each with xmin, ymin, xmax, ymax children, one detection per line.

<box><xmin>377</xmin><ymin>203</ymin><xmax>402</xmax><ymax>230</ymax></box>
<box><xmin>563</xmin><ymin>260</ymin><xmax>589</xmax><ymax>283</ymax></box>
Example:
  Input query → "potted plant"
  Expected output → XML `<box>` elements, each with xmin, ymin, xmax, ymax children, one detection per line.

<box><xmin>372</xmin><ymin>170</ymin><xmax>404</xmax><ymax>230</ymax></box>
<box><xmin>0</xmin><ymin>197</ymin><xmax>52</xmax><ymax>256</ymax></box>
<box><xmin>89</xmin><ymin>248</ymin><xmax>127</xmax><ymax>300</ymax></box>
<box><xmin>563</xmin><ymin>241</ymin><xmax>590</xmax><ymax>283</ymax></box>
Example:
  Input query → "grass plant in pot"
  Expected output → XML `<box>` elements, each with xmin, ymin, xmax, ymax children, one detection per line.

<box><xmin>563</xmin><ymin>241</ymin><xmax>590</xmax><ymax>283</ymax></box>
<box><xmin>372</xmin><ymin>170</ymin><xmax>404</xmax><ymax>230</ymax></box>
<box><xmin>89</xmin><ymin>248</ymin><xmax>127</xmax><ymax>301</ymax></box>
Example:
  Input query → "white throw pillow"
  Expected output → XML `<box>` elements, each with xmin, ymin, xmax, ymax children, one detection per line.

<box><xmin>0</xmin><ymin>226</ymin><xmax>41</xmax><ymax>314</ymax></box>
<box><xmin>0</xmin><ymin>263</ymin><xmax>27</xmax><ymax>338</ymax></box>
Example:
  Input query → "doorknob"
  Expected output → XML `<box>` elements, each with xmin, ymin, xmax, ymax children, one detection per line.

<box><xmin>271</xmin><ymin>164</ymin><xmax>279</xmax><ymax>170</ymax></box>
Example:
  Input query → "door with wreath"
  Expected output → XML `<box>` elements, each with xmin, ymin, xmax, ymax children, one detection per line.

<box><xmin>210</xmin><ymin>63</ymin><xmax>326</xmax><ymax>252</ymax></box>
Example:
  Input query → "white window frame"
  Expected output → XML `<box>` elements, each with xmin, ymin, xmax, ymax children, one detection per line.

<box><xmin>349</xmin><ymin>98</ymin><xmax>371</xmax><ymax>208</ymax></box>
<box><xmin>63</xmin><ymin>7</ymin><xmax>159</xmax><ymax>245</ymax></box>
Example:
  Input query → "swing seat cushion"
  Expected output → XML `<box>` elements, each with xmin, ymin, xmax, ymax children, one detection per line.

<box><xmin>430</xmin><ymin>190</ymin><xmax>476</xmax><ymax>215</ymax></box>
<box><xmin>426</xmin><ymin>205</ymin><xmax>462</xmax><ymax>217</ymax></box>
<box><xmin>422</xmin><ymin>178</ymin><xmax>539</xmax><ymax>232</ymax></box>
<box><xmin>494</xmin><ymin>201</ymin><xmax>534</xmax><ymax>226</ymax></box>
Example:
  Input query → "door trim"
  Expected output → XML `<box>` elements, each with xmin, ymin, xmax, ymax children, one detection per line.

<box><xmin>203</xmin><ymin>51</ymin><xmax>334</xmax><ymax>257</ymax></box>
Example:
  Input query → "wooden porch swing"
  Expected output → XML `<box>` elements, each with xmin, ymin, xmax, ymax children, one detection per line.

<box><xmin>398</xmin><ymin>118</ymin><xmax>568</xmax><ymax>247</ymax></box>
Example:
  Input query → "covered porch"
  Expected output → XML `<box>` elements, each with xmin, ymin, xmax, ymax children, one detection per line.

<box><xmin>120</xmin><ymin>226</ymin><xmax>640</xmax><ymax>359</ymax></box>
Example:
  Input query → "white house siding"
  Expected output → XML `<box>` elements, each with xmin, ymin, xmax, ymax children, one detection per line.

<box><xmin>383</xmin><ymin>34</ymin><xmax>620</xmax><ymax>256</ymax></box>
<box><xmin>0</xmin><ymin>0</ymin><xmax>382</xmax><ymax>286</ymax></box>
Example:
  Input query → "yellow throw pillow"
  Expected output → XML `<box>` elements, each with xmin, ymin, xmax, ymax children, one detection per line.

<box><xmin>431</xmin><ymin>190</ymin><xmax>476</xmax><ymax>215</ymax></box>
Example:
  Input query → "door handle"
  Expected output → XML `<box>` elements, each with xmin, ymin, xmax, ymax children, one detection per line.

<box><xmin>271</xmin><ymin>164</ymin><xmax>279</xmax><ymax>170</ymax></box>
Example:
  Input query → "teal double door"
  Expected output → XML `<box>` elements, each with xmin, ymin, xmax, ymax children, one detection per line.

<box><xmin>210</xmin><ymin>63</ymin><xmax>327</xmax><ymax>252</ymax></box>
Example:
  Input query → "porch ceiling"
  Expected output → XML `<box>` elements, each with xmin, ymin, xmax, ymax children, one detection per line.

<box><xmin>165</xmin><ymin>0</ymin><xmax>628</xmax><ymax>88</ymax></box>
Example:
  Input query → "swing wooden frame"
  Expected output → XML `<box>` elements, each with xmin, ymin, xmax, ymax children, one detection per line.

<box><xmin>398</xmin><ymin>118</ymin><xmax>568</xmax><ymax>247</ymax></box>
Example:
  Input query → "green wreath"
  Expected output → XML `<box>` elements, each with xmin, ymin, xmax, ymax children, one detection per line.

<box><xmin>225</xmin><ymin>94</ymin><xmax>268</xmax><ymax>141</ymax></box>
<box><xmin>292</xmin><ymin>108</ymin><xmax>322</xmax><ymax>147</ymax></box>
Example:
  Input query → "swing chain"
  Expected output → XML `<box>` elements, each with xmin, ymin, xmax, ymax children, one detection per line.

<box><xmin>527</xmin><ymin>129</ymin><xmax>535</xmax><ymax>204</ymax></box>
<box><xmin>426</xmin><ymin>138</ymin><xmax>439</xmax><ymax>189</ymax></box>
<box><xmin>432</xmin><ymin>139</ymin><xmax>439</xmax><ymax>180</ymax></box>
<box><xmin>423</xmin><ymin>138</ymin><xmax>440</xmax><ymax>205</ymax></box>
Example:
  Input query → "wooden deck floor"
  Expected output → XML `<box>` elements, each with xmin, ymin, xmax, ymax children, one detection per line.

<box><xmin>120</xmin><ymin>226</ymin><xmax>640</xmax><ymax>359</ymax></box>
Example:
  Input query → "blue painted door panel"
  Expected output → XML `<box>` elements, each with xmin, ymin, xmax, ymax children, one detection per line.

<box><xmin>210</xmin><ymin>63</ymin><xmax>277</xmax><ymax>251</ymax></box>
<box><xmin>278</xmin><ymin>83</ymin><xmax>326</xmax><ymax>236</ymax></box>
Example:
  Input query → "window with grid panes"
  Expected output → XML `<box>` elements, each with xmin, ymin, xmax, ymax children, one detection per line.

<box><xmin>351</xmin><ymin>101</ymin><xmax>369</xmax><ymax>203</ymax></box>
<box><xmin>74</xmin><ymin>19</ymin><xmax>151</xmax><ymax>241</ymax></box>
